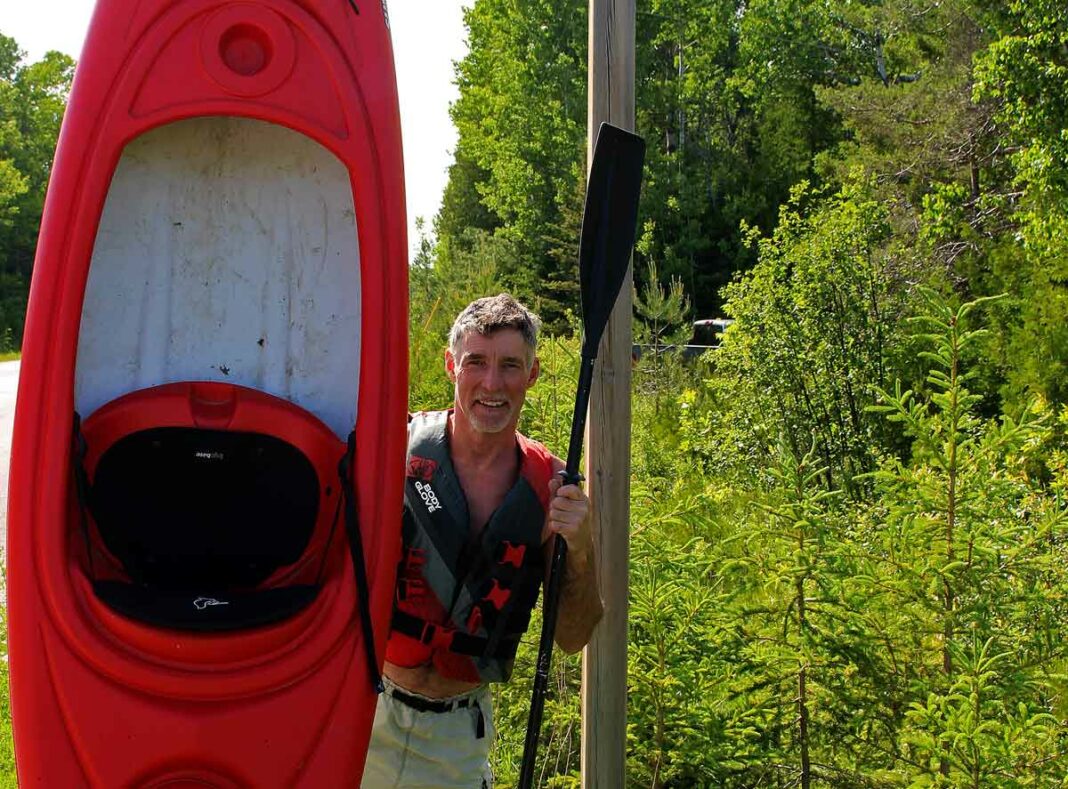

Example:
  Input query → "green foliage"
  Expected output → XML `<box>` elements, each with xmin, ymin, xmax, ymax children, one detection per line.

<box><xmin>0</xmin><ymin>566</ymin><xmax>13</xmax><ymax>787</ymax></box>
<box><xmin>626</xmin><ymin>489</ymin><xmax>735</xmax><ymax>787</ymax></box>
<box><xmin>439</xmin><ymin>0</ymin><xmax>892</xmax><ymax>323</ymax></box>
<box><xmin>708</xmin><ymin>182</ymin><xmax>915</xmax><ymax>496</ymax></box>
<box><xmin>971</xmin><ymin>3</ymin><xmax>1068</xmax><ymax>410</ymax></box>
<box><xmin>0</xmin><ymin>32</ymin><xmax>74</xmax><ymax>348</ymax></box>
<box><xmin>478</xmin><ymin>284</ymin><xmax>1068</xmax><ymax>787</ymax></box>
<box><xmin>974</xmin><ymin>0</ymin><xmax>1068</xmax><ymax>198</ymax></box>
<box><xmin>634</xmin><ymin>258</ymin><xmax>691</xmax><ymax>352</ymax></box>
<box><xmin>632</xmin><ymin>258</ymin><xmax>696</xmax><ymax>416</ymax></box>
<box><xmin>859</xmin><ymin>291</ymin><xmax>1068</xmax><ymax>785</ymax></box>
<box><xmin>438</xmin><ymin>0</ymin><xmax>587</xmax><ymax>325</ymax></box>
<box><xmin>717</xmin><ymin>441</ymin><xmax>864</xmax><ymax>786</ymax></box>
<box><xmin>988</xmin><ymin>210</ymin><xmax>1068</xmax><ymax>409</ymax></box>
<box><xmin>0</xmin><ymin>160</ymin><xmax>27</xmax><ymax>231</ymax></box>
<box><xmin>814</xmin><ymin>0</ymin><xmax>997</xmax><ymax>204</ymax></box>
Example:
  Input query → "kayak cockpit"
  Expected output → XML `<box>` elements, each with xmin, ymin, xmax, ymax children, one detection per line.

<box><xmin>72</xmin><ymin>381</ymin><xmax>348</xmax><ymax>632</ymax></box>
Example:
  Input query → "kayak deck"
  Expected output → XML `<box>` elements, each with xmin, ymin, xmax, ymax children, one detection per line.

<box><xmin>76</xmin><ymin>116</ymin><xmax>362</xmax><ymax>438</ymax></box>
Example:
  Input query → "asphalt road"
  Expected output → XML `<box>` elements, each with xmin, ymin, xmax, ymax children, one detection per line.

<box><xmin>0</xmin><ymin>360</ymin><xmax>19</xmax><ymax>556</ymax></box>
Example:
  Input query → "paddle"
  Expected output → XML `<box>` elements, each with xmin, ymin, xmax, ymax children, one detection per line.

<box><xmin>518</xmin><ymin>122</ymin><xmax>645</xmax><ymax>789</ymax></box>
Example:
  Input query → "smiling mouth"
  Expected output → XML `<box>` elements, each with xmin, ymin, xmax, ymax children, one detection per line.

<box><xmin>475</xmin><ymin>398</ymin><xmax>508</xmax><ymax>409</ymax></box>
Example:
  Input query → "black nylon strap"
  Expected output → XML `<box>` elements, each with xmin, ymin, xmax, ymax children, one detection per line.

<box><xmin>314</xmin><ymin>492</ymin><xmax>343</xmax><ymax>585</ymax></box>
<box><xmin>71</xmin><ymin>412</ymin><xmax>96</xmax><ymax>579</ymax></box>
<box><xmin>391</xmin><ymin>609</ymin><xmax>521</xmax><ymax>660</ymax></box>
<box><xmin>339</xmin><ymin>431</ymin><xmax>384</xmax><ymax>693</ymax></box>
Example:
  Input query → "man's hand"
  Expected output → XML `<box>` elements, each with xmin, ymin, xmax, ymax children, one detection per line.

<box><xmin>545</xmin><ymin>476</ymin><xmax>593</xmax><ymax>567</ymax></box>
<box><xmin>542</xmin><ymin>475</ymin><xmax>602</xmax><ymax>653</ymax></box>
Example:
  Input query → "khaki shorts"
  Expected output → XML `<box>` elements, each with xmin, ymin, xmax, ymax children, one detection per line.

<box><xmin>361</xmin><ymin>678</ymin><xmax>494</xmax><ymax>789</ymax></box>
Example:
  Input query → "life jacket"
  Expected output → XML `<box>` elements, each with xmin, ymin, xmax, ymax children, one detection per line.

<box><xmin>385</xmin><ymin>410</ymin><xmax>555</xmax><ymax>683</ymax></box>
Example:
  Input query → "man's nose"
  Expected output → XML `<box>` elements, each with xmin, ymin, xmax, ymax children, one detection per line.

<box><xmin>483</xmin><ymin>364</ymin><xmax>503</xmax><ymax>389</ymax></box>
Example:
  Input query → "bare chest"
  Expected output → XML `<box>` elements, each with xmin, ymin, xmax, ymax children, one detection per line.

<box><xmin>452</xmin><ymin>456</ymin><xmax>517</xmax><ymax>532</ymax></box>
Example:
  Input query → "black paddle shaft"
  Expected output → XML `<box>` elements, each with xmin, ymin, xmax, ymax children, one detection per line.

<box><xmin>518</xmin><ymin>123</ymin><xmax>645</xmax><ymax>789</ymax></box>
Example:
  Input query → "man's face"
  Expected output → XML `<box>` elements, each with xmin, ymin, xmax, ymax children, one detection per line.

<box><xmin>446</xmin><ymin>328</ymin><xmax>539</xmax><ymax>435</ymax></box>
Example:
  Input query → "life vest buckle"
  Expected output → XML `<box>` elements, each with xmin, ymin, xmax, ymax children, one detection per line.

<box><xmin>404</xmin><ymin>547</ymin><xmax>426</xmax><ymax>570</ymax></box>
<box><xmin>419</xmin><ymin>620</ymin><xmax>435</xmax><ymax>645</ymax></box>
<box><xmin>397</xmin><ymin>577</ymin><xmax>425</xmax><ymax>601</ymax></box>
<box><xmin>466</xmin><ymin>605</ymin><xmax>483</xmax><ymax>634</ymax></box>
<box><xmin>418</xmin><ymin>621</ymin><xmax>455</xmax><ymax>650</ymax></box>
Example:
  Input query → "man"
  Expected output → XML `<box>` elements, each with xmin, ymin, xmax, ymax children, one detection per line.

<box><xmin>362</xmin><ymin>294</ymin><xmax>603</xmax><ymax>788</ymax></box>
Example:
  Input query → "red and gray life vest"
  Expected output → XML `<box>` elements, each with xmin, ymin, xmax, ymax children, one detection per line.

<box><xmin>385</xmin><ymin>410</ymin><xmax>555</xmax><ymax>683</ymax></box>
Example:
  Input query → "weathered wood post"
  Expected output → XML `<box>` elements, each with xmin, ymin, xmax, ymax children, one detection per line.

<box><xmin>583</xmin><ymin>1</ymin><xmax>635</xmax><ymax>786</ymax></box>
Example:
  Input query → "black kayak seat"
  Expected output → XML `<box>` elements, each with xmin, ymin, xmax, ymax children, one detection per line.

<box><xmin>75</xmin><ymin>382</ymin><xmax>345</xmax><ymax>632</ymax></box>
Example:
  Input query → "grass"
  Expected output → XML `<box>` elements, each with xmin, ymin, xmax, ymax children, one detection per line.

<box><xmin>0</xmin><ymin>354</ymin><xmax>18</xmax><ymax>363</ymax></box>
<box><xmin>0</xmin><ymin>563</ymin><xmax>14</xmax><ymax>787</ymax></box>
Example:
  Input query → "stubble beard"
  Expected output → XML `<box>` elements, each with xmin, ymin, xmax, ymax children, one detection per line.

<box><xmin>462</xmin><ymin>395</ymin><xmax>518</xmax><ymax>435</ymax></box>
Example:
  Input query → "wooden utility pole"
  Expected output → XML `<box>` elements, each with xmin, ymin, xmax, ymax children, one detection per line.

<box><xmin>583</xmin><ymin>1</ymin><xmax>635</xmax><ymax>787</ymax></box>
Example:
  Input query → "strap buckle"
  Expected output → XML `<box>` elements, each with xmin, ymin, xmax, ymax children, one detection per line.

<box><xmin>419</xmin><ymin>620</ymin><xmax>454</xmax><ymax>650</ymax></box>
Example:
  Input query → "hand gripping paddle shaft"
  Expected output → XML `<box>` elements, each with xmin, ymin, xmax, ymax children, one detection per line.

<box><xmin>518</xmin><ymin>123</ymin><xmax>645</xmax><ymax>789</ymax></box>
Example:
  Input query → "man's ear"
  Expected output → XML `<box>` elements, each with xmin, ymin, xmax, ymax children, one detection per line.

<box><xmin>445</xmin><ymin>347</ymin><xmax>457</xmax><ymax>382</ymax></box>
<box><xmin>527</xmin><ymin>356</ymin><xmax>540</xmax><ymax>387</ymax></box>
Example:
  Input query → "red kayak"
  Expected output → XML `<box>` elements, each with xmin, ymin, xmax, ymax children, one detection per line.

<box><xmin>7</xmin><ymin>0</ymin><xmax>407</xmax><ymax>785</ymax></box>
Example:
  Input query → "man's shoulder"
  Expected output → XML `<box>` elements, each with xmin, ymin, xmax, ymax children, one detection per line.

<box><xmin>515</xmin><ymin>430</ymin><xmax>562</xmax><ymax>481</ymax></box>
<box><xmin>406</xmin><ymin>409</ymin><xmax>449</xmax><ymax>437</ymax></box>
<box><xmin>405</xmin><ymin>411</ymin><xmax>451</xmax><ymax>467</ymax></box>
<box><xmin>516</xmin><ymin>428</ymin><xmax>551</xmax><ymax>456</ymax></box>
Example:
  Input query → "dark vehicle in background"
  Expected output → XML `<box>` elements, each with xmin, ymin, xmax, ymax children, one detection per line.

<box><xmin>632</xmin><ymin>318</ymin><xmax>733</xmax><ymax>362</ymax></box>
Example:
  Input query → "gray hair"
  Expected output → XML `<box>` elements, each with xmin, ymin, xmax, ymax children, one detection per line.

<box><xmin>448</xmin><ymin>293</ymin><xmax>542</xmax><ymax>361</ymax></box>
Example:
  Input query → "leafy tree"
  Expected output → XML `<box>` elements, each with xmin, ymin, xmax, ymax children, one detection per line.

<box><xmin>0</xmin><ymin>32</ymin><xmax>74</xmax><ymax>347</ymax></box>
<box><xmin>972</xmin><ymin>1</ymin><xmax>1068</xmax><ymax>408</ymax></box>
<box><xmin>708</xmin><ymin>182</ymin><xmax>915</xmax><ymax>496</ymax></box>
<box><xmin>815</xmin><ymin>2</ymin><xmax>1000</xmax><ymax>210</ymax></box>
<box><xmin>440</xmin><ymin>0</ymin><xmax>587</xmax><ymax>325</ymax></box>
<box><xmin>0</xmin><ymin>160</ymin><xmax>27</xmax><ymax>232</ymax></box>
<box><xmin>974</xmin><ymin>0</ymin><xmax>1068</xmax><ymax>199</ymax></box>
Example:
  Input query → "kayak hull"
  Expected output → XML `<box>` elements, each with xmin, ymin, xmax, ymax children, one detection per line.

<box><xmin>8</xmin><ymin>1</ymin><xmax>407</xmax><ymax>785</ymax></box>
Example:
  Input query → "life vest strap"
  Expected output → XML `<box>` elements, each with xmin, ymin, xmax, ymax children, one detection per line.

<box><xmin>391</xmin><ymin>609</ymin><xmax>521</xmax><ymax>659</ymax></box>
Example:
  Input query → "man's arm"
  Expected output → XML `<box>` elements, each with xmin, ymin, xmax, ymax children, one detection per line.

<box><xmin>543</xmin><ymin>466</ymin><xmax>604</xmax><ymax>653</ymax></box>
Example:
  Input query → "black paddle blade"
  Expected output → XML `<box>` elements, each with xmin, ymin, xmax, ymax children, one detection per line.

<box><xmin>579</xmin><ymin>122</ymin><xmax>646</xmax><ymax>358</ymax></box>
<box><xmin>517</xmin><ymin>125</ymin><xmax>646</xmax><ymax>789</ymax></box>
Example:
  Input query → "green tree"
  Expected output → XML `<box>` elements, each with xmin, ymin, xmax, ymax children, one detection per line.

<box><xmin>626</xmin><ymin>484</ymin><xmax>734</xmax><ymax>787</ymax></box>
<box><xmin>0</xmin><ymin>33</ymin><xmax>74</xmax><ymax>347</ymax></box>
<box><xmin>863</xmin><ymin>291</ymin><xmax>1068</xmax><ymax>784</ymax></box>
<box><xmin>709</xmin><ymin>182</ymin><xmax>914</xmax><ymax>496</ymax></box>
<box><xmin>633</xmin><ymin>257</ymin><xmax>691</xmax><ymax>353</ymax></box>
<box><xmin>727</xmin><ymin>442</ymin><xmax>856</xmax><ymax>787</ymax></box>
<box><xmin>972</xmin><ymin>1</ymin><xmax>1068</xmax><ymax>408</ymax></box>
<box><xmin>440</xmin><ymin>0</ymin><xmax>587</xmax><ymax>325</ymax></box>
